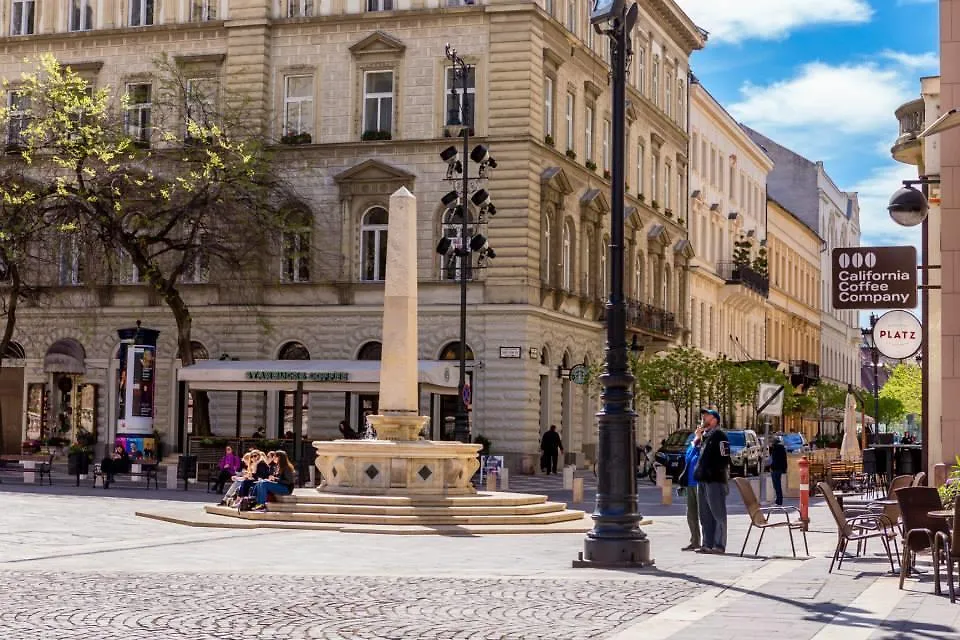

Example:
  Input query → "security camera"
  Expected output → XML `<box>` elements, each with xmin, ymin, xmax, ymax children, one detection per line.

<box><xmin>469</xmin><ymin>233</ymin><xmax>488</xmax><ymax>252</ymax></box>
<box><xmin>440</xmin><ymin>146</ymin><xmax>462</xmax><ymax>178</ymax></box>
<box><xmin>441</xmin><ymin>191</ymin><xmax>460</xmax><ymax>209</ymax></box>
<box><xmin>887</xmin><ymin>185</ymin><xmax>929</xmax><ymax>227</ymax></box>
<box><xmin>471</xmin><ymin>189</ymin><xmax>491</xmax><ymax>208</ymax></box>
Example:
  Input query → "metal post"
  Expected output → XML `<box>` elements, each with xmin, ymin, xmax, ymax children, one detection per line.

<box><xmin>760</xmin><ymin>415</ymin><xmax>771</xmax><ymax>503</ymax></box>
<box><xmin>871</xmin><ymin>314</ymin><xmax>880</xmax><ymax>431</ymax></box>
<box><xmin>920</xmin><ymin>183</ymin><xmax>929</xmax><ymax>473</ymax></box>
<box><xmin>576</xmin><ymin>2</ymin><xmax>649</xmax><ymax>567</ymax></box>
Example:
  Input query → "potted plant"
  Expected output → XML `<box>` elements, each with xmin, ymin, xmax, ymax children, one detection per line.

<box><xmin>585</xmin><ymin>160</ymin><xmax>597</xmax><ymax>171</ymax></box>
<box><xmin>638</xmin><ymin>193</ymin><xmax>645</xmax><ymax>203</ymax></box>
<box><xmin>677</xmin><ymin>218</ymin><xmax>685</xmax><ymax>226</ymax></box>
<box><xmin>733</xmin><ymin>235</ymin><xmax>752</xmax><ymax>270</ymax></box>
<box><xmin>67</xmin><ymin>444</ymin><xmax>91</xmax><ymax>476</ymax></box>
<box><xmin>625</xmin><ymin>183</ymin><xmax>630</xmax><ymax>192</ymax></box>
<box><xmin>361</xmin><ymin>130</ymin><xmax>391</xmax><ymax>141</ymax></box>
<box><xmin>752</xmin><ymin>247</ymin><xmax>769</xmax><ymax>279</ymax></box>
<box><xmin>603</xmin><ymin>169</ymin><xmax>611</xmax><ymax>179</ymax></box>
<box><xmin>544</xmin><ymin>134</ymin><xmax>555</xmax><ymax>147</ymax></box>
<box><xmin>651</xmin><ymin>199</ymin><xmax>660</xmax><ymax>210</ymax></box>
<box><xmin>474</xmin><ymin>434</ymin><xmax>492</xmax><ymax>456</ymax></box>
<box><xmin>21</xmin><ymin>439</ymin><xmax>41</xmax><ymax>455</ymax></box>
<box><xmin>938</xmin><ymin>456</ymin><xmax>960</xmax><ymax>507</ymax></box>
<box><xmin>664</xmin><ymin>208</ymin><xmax>673</xmax><ymax>218</ymax></box>
<box><xmin>565</xmin><ymin>148</ymin><xmax>576</xmax><ymax>160</ymax></box>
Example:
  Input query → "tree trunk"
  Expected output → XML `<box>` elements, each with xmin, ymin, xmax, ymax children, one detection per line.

<box><xmin>0</xmin><ymin>264</ymin><xmax>22</xmax><ymax>454</ymax></box>
<box><xmin>167</xmin><ymin>289</ymin><xmax>211</xmax><ymax>436</ymax></box>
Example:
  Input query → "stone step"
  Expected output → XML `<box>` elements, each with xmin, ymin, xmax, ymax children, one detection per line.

<box><xmin>276</xmin><ymin>490</ymin><xmax>549</xmax><ymax>508</ymax></box>
<box><xmin>265</xmin><ymin>501</ymin><xmax>567</xmax><ymax>516</ymax></box>
<box><xmin>204</xmin><ymin>504</ymin><xmax>585</xmax><ymax>526</ymax></box>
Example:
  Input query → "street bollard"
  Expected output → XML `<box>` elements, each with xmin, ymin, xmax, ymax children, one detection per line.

<box><xmin>500</xmin><ymin>467</ymin><xmax>509</xmax><ymax>491</ymax></box>
<box><xmin>485</xmin><ymin>470</ymin><xmax>497</xmax><ymax>492</ymax></box>
<box><xmin>799</xmin><ymin>456</ymin><xmax>810</xmax><ymax>531</ymax></box>
<box><xmin>563</xmin><ymin>465</ymin><xmax>574</xmax><ymax>490</ymax></box>
<box><xmin>165</xmin><ymin>465</ymin><xmax>178</xmax><ymax>490</ymax></box>
<box><xmin>572</xmin><ymin>476</ymin><xmax>584</xmax><ymax>503</ymax></box>
<box><xmin>661</xmin><ymin>478</ymin><xmax>673</xmax><ymax>505</ymax></box>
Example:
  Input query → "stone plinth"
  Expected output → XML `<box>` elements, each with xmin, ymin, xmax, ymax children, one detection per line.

<box><xmin>367</xmin><ymin>414</ymin><xmax>427</xmax><ymax>442</ymax></box>
<box><xmin>314</xmin><ymin>439</ymin><xmax>483</xmax><ymax>496</ymax></box>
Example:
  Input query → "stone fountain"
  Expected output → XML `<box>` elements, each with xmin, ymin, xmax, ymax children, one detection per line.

<box><xmin>312</xmin><ymin>187</ymin><xmax>482</xmax><ymax>496</ymax></box>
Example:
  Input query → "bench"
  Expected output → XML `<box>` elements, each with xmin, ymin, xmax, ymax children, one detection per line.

<box><xmin>92</xmin><ymin>462</ymin><xmax>159</xmax><ymax>489</ymax></box>
<box><xmin>0</xmin><ymin>454</ymin><xmax>53</xmax><ymax>485</ymax></box>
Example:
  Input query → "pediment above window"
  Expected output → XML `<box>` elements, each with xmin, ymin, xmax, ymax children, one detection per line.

<box><xmin>335</xmin><ymin>159</ymin><xmax>414</xmax><ymax>198</ymax></box>
<box><xmin>674</xmin><ymin>238</ymin><xmax>695</xmax><ymax>259</ymax></box>
<box><xmin>541</xmin><ymin>166</ymin><xmax>574</xmax><ymax>197</ymax></box>
<box><xmin>350</xmin><ymin>31</ymin><xmax>406</xmax><ymax>58</ymax></box>
<box><xmin>647</xmin><ymin>223</ymin><xmax>670</xmax><ymax>251</ymax></box>
<box><xmin>543</xmin><ymin>47</ymin><xmax>565</xmax><ymax>72</ymax></box>
<box><xmin>580</xmin><ymin>188</ymin><xmax>610</xmax><ymax>218</ymax></box>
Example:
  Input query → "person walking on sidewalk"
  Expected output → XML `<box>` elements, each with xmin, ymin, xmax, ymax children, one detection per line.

<box><xmin>770</xmin><ymin>436</ymin><xmax>788</xmax><ymax>506</ymax></box>
<box><xmin>694</xmin><ymin>408</ymin><xmax>730</xmax><ymax>554</ymax></box>
<box><xmin>540</xmin><ymin>425</ymin><xmax>564</xmax><ymax>475</ymax></box>
<box><xmin>679</xmin><ymin>426</ymin><xmax>703</xmax><ymax>551</ymax></box>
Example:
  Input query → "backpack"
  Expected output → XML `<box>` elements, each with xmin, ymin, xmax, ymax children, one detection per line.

<box><xmin>237</xmin><ymin>496</ymin><xmax>256</xmax><ymax>512</ymax></box>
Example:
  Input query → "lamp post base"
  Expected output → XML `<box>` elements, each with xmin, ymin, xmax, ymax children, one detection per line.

<box><xmin>572</xmin><ymin>537</ymin><xmax>653</xmax><ymax>568</ymax></box>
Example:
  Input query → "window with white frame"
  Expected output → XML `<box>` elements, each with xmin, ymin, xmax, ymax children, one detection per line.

<box><xmin>676</xmin><ymin>167</ymin><xmax>683</xmax><ymax>216</ymax></box>
<box><xmin>565</xmin><ymin>92</ymin><xmax>574</xmax><ymax>152</ymax></box>
<box><xmin>602</xmin><ymin>119</ymin><xmax>610</xmax><ymax>171</ymax></box>
<box><xmin>634</xmin><ymin>255</ymin><xmax>643</xmax><ymax>299</ymax></box>
<box><xmin>651</xmin><ymin>153</ymin><xmax>659</xmax><ymax>204</ymax></box>
<box><xmin>287</xmin><ymin>0</ymin><xmax>313</xmax><ymax>16</ymax></box>
<box><xmin>600</xmin><ymin>235</ymin><xmax>608</xmax><ymax>299</ymax></box>
<box><xmin>566</xmin><ymin>0</ymin><xmax>575</xmax><ymax>32</ymax></box>
<box><xmin>665</xmin><ymin>71</ymin><xmax>672</xmax><ymax>118</ymax></box>
<box><xmin>584</xmin><ymin>105</ymin><xmax>593</xmax><ymax>161</ymax></box>
<box><xmin>544</xmin><ymin>76</ymin><xmax>554</xmax><ymax>139</ymax></box>
<box><xmin>636</xmin><ymin>143</ymin><xmax>644</xmax><ymax>196</ymax></box>
<box><xmin>283</xmin><ymin>75</ymin><xmax>313</xmax><ymax>140</ymax></box>
<box><xmin>360</xmin><ymin>207</ymin><xmax>389</xmax><ymax>281</ymax></box>
<box><xmin>281</xmin><ymin>211</ymin><xmax>311</xmax><ymax>283</ymax></box>
<box><xmin>362</xmin><ymin>71</ymin><xmax>393</xmax><ymax>137</ymax></box>
<box><xmin>10</xmin><ymin>0</ymin><xmax>34</xmax><ymax>34</ymax></box>
<box><xmin>129</xmin><ymin>0</ymin><xmax>154</xmax><ymax>26</ymax></box>
<box><xmin>445</xmin><ymin>66</ymin><xmax>475</xmax><ymax>129</ymax></box>
<box><xmin>582</xmin><ymin>229</ymin><xmax>591</xmax><ymax>295</ymax></box>
<box><xmin>367</xmin><ymin>0</ymin><xmax>393</xmax><ymax>11</ymax></box>
<box><xmin>677</xmin><ymin>78</ymin><xmax>685</xmax><ymax>124</ymax></box>
<box><xmin>191</xmin><ymin>0</ymin><xmax>217</xmax><ymax>21</ymax></box>
<box><xmin>6</xmin><ymin>91</ymin><xmax>29</xmax><ymax>147</ymax></box>
<box><xmin>542</xmin><ymin>214</ymin><xmax>551</xmax><ymax>283</ymax></box>
<box><xmin>124</xmin><ymin>83</ymin><xmax>152</xmax><ymax>147</ymax></box>
<box><xmin>545</xmin><ymin>0</ymin><xmax>553</xmax><ymax>15</ymax></box>
<box><xmin>651</xmin><ymin>56</ymin><xmax>659</xmax><ymax>107</ymax></box>
<box><xmin>185</xmin><ymin>78</ymin><xmax>217</xmax><ymax>141</ymax></box>
<box><xmin>117</xmin><ymin>249</ymin><xmax>139</xmax><ymax>284</ymax></box>
<box><xmin>664</xmin><ymin>161</ymin><xmax>672</xmax><ymax>209</ymax></box>
<box><xmin>183</xmin><ymin>246</ymin><xmax>210</xmax><ymax>283</ymax></box>
<box><xmin>636</xmin><ymin>46</ymin><xmax>645</xmax><ymax>95</ymax></box>
<box><xmin>729</xmin><ymin>163</ymin><xmax>736</xmax><ymax>201</ymax></box>
<box><xmin>561</xmin><ymin>221</ymin><xmax>572</xmax><ymax>290</ymax></box>
<box><xmin>586</xmin><ymin>4</ymin><xmax>593</xmax><ymax>47</ymax></box>
<box><xmin>440</xmin><ymin>207</ymin><xmax>473</xmax><ymax>281</ymax></box>
<box><xmin>59</xmin><ymin>234</ymin><xmax>83</xmax><ymax>285</ymax></box>
<box><xmin>69</xmin><ymin>0</ymin><xmax>94</xmax><ymax>31</ymax></box>
<box><xmin>691</xmin><ymin>132</ymin><xmax>698</xmax><ymax>172</ymax></box>
<box><xmin>700</xmin><ymin>139</ymin><xmax>707</xmax><ymax>176</ymax></box>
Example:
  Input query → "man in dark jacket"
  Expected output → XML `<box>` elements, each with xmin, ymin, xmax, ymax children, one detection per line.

<box><xmin>540</xmin><ymin>425</ymin><xmax>563</xmax><ymax>474</ymax></box>
<box><xmin>770</xmin><ymin>437</ymin><xmax>788</xmax><ymax>506</ymax></box>
<box><xmin>694</xmin><ymin>408</ymin><xmax>730</xmax><ymax>554</ymax></box>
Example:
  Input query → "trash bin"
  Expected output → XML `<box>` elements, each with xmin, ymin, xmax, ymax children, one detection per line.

<box><xmin>177</xmin><ymin>455</ymin><xmax>197</xmax><ymax>491</ymax></box>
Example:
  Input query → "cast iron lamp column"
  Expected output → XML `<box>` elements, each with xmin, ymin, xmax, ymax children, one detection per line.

<box><xmin>861</xmin><ymin>314</ymin><xmax>880</xmax><ymax>430</ymax></box>
<box><xmin>575</xmin><ymin>0</ymin><xmax>650</xmax><ymax>567</ymax></box>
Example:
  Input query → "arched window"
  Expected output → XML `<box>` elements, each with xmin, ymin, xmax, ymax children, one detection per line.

<box><xmin>3</xmin><ymin>341</ymin><xmax>25</xmax><ymax>360</ymax></box>
<box><xmin>357</xmin><ymin>341</ymin><xmax>382</xmax><ymax>360</ymax></box>
<box><xmin>278</xmin><ymin>341</ymin><xmax>310</xmax><ymax>360</ymax></box>
<box><xmin>542</xmin><ymin>213</ymin><xmax>551</xmax><ymax>284</ymax></box>
<box><xmin>360</xmin><ymin>207</ymin><xmax>389</xmax><ymax>281</ymax></box>
<box><xmin>281</xmin><ymin>209</ymin><xmax>312</xmax><ymax>283</ymax></box>
<box><xmin>439</xmin><ymin>341</ymin><xmax>475</xmax><ymax>361</ymax></box>
<box><xmin>440</xmin><ymin>207</ymin><xmax>473</xmax><ymax>281</ymax></box>
<box><xmin>562</xmin><ymin>221</ymin><xmax>572</xmax><ymax>290</ymax></box>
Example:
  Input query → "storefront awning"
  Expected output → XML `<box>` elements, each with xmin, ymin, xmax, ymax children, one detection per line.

<box><xmin>178</xmin><ymin>359</ymin><xmax>460</xmax><ymax>394</ymax></box>
<box><xmin>44</xmin><ymin>339</ymin><xmax>86</xmax><ymax>375</ymax></box>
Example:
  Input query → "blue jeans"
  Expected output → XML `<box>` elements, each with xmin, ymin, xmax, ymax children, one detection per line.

<box><xmin>254</xmin><ymin>480</ymin><xmax>291</xmax><ymax>505</ymax></box>
<box><xmin>772</xmin><ymin>471</ymin><xmax>784</xmax><ymax>506</ymax></box>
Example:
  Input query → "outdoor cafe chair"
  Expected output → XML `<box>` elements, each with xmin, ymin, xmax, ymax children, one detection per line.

<box><xmin>912</xmin><ymin>471</ymin><xmax>927</xmax><ymax>487</ymax></box>
<box><xmin>733</xmin><ymin>477</ymin><xmax>809</xmax><ymax>558</ymax></box>
<box><xmin>895</xmin><ymin>486</ymin><xmax>950</xmax><ymax>594</ymax></box>
<box><xmin>934</xmin><ymin>499</ymin><xmax>959</xmax><ymax>603</ymax></box>
<box><xmin>819</xmin><ymin>481</ymin><xmax>899</xmax><ymax>574</ymax></box>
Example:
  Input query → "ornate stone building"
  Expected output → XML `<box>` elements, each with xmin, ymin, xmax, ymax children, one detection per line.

<box><xmin>0</xmin><ymin>0</ymin><xmax>703</xmax><ymax>470</ymax></box>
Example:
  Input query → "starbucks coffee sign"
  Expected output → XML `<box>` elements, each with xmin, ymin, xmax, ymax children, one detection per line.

<box><xmin>245</xmin><ymin>370</ymin><xmax>350</xmax><ymax>382</ymax></box>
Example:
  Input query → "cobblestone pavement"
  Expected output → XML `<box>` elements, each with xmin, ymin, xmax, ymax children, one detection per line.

<box><xmin>0</xmin><ymin>570</ymin><xmax>698</xmax><ymax>639</ymax></box>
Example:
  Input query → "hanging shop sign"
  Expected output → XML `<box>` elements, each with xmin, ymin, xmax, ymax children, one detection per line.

<box><xmin>832</xmin><ymin>246</ymin><xmax>917</xmax><ymax>309</ymax></box>
<box><xmin>873</xmin><ymin>310</ymin><xmax>922</xmax><ymax>360</ymax></box>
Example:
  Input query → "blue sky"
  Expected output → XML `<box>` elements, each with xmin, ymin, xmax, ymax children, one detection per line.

<box><xmin>675</xmin><ymin>0</ymin><xmax>940</xmax><ymax>250</ymax></box>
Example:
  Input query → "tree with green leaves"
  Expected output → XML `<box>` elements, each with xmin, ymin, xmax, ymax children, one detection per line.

<box><xmin>864</xmin><ymin>395</ymin><xmax>906</xmax><ymax>427</ymax></box>
<box><xmin>880</xmin><ymin>363</ymin><xmax>921</xmax><ymax>418</ymax></box>
<box><xmin>0</xmin><ymin>54</ymin><xmax>296</xmax><ymax>435</ymax></box>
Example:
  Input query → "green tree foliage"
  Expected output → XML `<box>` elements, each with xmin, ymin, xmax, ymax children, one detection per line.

<box><xmin>0</xmin><ymin>54</ymin><xmax>296</xmax><ymax>435</ymax></box>
<box><xmin>864</xmin><ymin>396</ymin><xmax>906</xmax><ymax>426</ymax></box>
<box><xmin>880</xmin><ymin>364</ymin><xmax>921</xmax><ymax>418</ymax></box>
<box><xmin>732</xmin><ymin>236</ymin><xmax>752</xmax><ymax>267</ymax></box>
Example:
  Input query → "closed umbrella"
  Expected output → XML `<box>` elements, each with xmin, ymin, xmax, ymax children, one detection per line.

<box><xmin>840</xmin><ymin>391</ymin><xmax>861</xmax><ymax>462</ymax></box>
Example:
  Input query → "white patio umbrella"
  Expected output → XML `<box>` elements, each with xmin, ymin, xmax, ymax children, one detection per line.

<box><xmin>840</xmin><ymin>391</ymin><xmax>861</xmax><ymax>462</ymax></box>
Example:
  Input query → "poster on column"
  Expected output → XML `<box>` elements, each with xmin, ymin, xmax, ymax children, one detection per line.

<box><xmin>132</xmin><ymin>346</ymin><xmax>155</xmax><ymax>418</ymax></box>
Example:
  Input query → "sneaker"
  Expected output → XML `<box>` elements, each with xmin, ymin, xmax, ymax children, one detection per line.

<box><xmin>714</xmin><ymin>547</ymin><xmax>726</xmax><ymax>555</ymax></box>
<box><xmin>252</xmin><ymin>504</ymin><xmax>267</xmax><ymax>513</ymax></box>
<box><xmin>681</xmin><ymin>544</ymin><xmax>699</xmax><ymax>552</ymax></box>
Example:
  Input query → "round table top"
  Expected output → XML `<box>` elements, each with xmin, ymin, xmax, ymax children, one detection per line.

<box><xmin>929</xmin><ymin>509</ymin><xmax>955</xmax><ymax>519</ymax></box>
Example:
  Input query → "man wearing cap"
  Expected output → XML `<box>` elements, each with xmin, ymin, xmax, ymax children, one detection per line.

<box><xmin>694</xmin><ymin>408</ymin><xmax>730</xmax><ymax>554</ymax></box>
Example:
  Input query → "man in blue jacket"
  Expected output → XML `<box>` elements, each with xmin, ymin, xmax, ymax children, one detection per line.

<box><xmin>678</xmin><ymin>425</ymin><xmax>702</xmax><ymax>551</ymax></box>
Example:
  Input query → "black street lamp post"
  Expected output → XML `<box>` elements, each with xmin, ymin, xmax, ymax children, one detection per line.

<box><xmin>861</xmin><ymin>313</ymin><xmax>880</xmax><ymax>431</ymax></box>
<box><xmin>575</xmin><ymin>0</ymin><xmax>650</xmax><ymax>567</ymax></box>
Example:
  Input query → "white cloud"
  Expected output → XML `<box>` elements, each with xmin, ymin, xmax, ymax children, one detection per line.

<box><xmin>879</xmin><ymin>50</ymin><xmax>940</xmax><ymax>71</ymax></box>
<box><xmin>674</xmin><ymin>0</ymin><xmax>872</xmax><ymax>43</ymax></box>
<box><xmin>729</xmin><ymin>62</ymin><xmax>910</xmax><ymax>136</ymax></box>
<box><xmin>845</xmin><ymin>163</ymin><xmax>922</xmax><ymax>249</ymax></box>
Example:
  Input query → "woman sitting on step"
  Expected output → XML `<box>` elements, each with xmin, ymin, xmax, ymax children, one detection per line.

<box><xmin>220</xmin><ymin>452</ymin><xmax>254</xmax><ymax>506</ymax></box>
<box><xmin>235</xmin><ymin>450</ymin><xmax>271</xmax><ymax>501</ymax></box>
<box><xmin>251</xmin><ymin>451</ymin><xmax>296</xmax><ymax>512</ymax></box>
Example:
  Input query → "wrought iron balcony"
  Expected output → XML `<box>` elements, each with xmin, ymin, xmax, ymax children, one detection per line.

<box><xmin>891</xmin><ymin>98</ymin><xmax>924</xmax><ymax>166</ymax></box>
<box><xmin>625</xmin><ymin>299</ymin><xmax>677</xmax><ymax>338</ymax></box>
<box><xmin>717</xmin><ymin>262</ymin><xmax>769</xmax><ymax>298</ymax></box>
<box><xmin>789</xmin><ymin>359</ymin><xmax>820</xmax><ymax>384</ymax></box>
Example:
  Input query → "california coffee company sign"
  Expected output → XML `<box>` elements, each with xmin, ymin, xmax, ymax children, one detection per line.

<box><xmin>832</xmin><ymin>246</ymin><xmax>917</xmax><ymax>310</ymax></box>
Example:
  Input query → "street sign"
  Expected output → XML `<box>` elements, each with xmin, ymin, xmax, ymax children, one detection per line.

<box><xmin>832</xmin><ymin>246</ymin><xmax>917</xmax><ymax>309</ymax></box>
<box><xmin>758</xmin><ymin>383</ymin><xmax>784</xmax><ymax>417</ymax></box>
<box><xmin>499</xmin><ymin>347</ymin><xmax>521</xmax><ymax>359</ymax></box>
<box><xmin>873</xmin><ymin>310</ymin><xmax>922</xmax><ymax>359</ymax></box>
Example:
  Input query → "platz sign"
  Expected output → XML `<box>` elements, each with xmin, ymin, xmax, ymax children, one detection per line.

<box><xmin>832</xmin><ymin>246</ymin><xmax>917</xmax><ymax>310</ymax></box>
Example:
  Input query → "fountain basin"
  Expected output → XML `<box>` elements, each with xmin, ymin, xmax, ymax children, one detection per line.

<box><xmin>313</xmin><ymin>439</ymin><xmax>483</xmax><ymax>496</ymax></box>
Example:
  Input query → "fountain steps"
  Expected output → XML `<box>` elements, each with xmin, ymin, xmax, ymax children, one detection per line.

<box><xmin>262</xmin><ymin>502</ymin><xmax>566</xmax><ymax>516</ymax></box>
<box><xmin>272</xmin><ymin>491</ymin><xmax>550</xmax><ymax>508</ymax></box>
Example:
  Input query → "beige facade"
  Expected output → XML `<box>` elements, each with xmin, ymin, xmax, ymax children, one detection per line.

<box><xmin>687</xmin><ymin>81</ymin><xmax>772</xmax><ymax>372</ymax></box>
<box><xmin>0</xmin><ymin>0</ymin><xmax>703</xmax><ymax>468</ymax></box>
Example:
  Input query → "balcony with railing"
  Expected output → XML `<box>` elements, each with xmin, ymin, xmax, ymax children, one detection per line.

<box><xmin>789</xmin><ymin>360</ymin><xmax>820</xmax><ymax>387</ymax></box>
<box><xmin>626</xmin><ymin>299</ymin><xmax>677</xmax><ymax>338</ymax></box>
<box><xmin>891</xmin><ymin>98</ymin><xmax>924</xmax><ymax>166</ymax></box>
<box><xmin>717</xmin><ymin>262</ymin><xmax>769</xmax><ymax>298</ymax></box>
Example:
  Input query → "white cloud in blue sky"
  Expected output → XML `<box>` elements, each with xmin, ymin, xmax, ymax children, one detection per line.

<box><xmin>675</xmin><ymin>0</ymin><xmax>873</xmax><ymax>43</ymax></box>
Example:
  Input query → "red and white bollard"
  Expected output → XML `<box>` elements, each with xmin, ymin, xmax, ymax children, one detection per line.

<box><xmin>799</xmin><ymin>456</ymin><xmax>810</xmax><ymax>531</ymax></box>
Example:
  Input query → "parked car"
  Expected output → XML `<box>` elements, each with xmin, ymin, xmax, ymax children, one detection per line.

<box><xmin>653</xmin><ymin>429</ymin><xmax>695</xmax><ymax>482</ymax></box>
<box><xmin>776</xmin><ymin>432</ymin><xmax>809</xmax><ymax>454</ymax></box>
<box><xmin>727</xmin><ymin>429</ymin><xmax>762</xmax><ymax>476</ymax></box>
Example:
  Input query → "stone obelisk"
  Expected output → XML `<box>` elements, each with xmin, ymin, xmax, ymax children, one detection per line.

<box><xmin>366</xmin><ymin>187</ymin><xmax>429</xmax><ymax>441</ymax></box>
